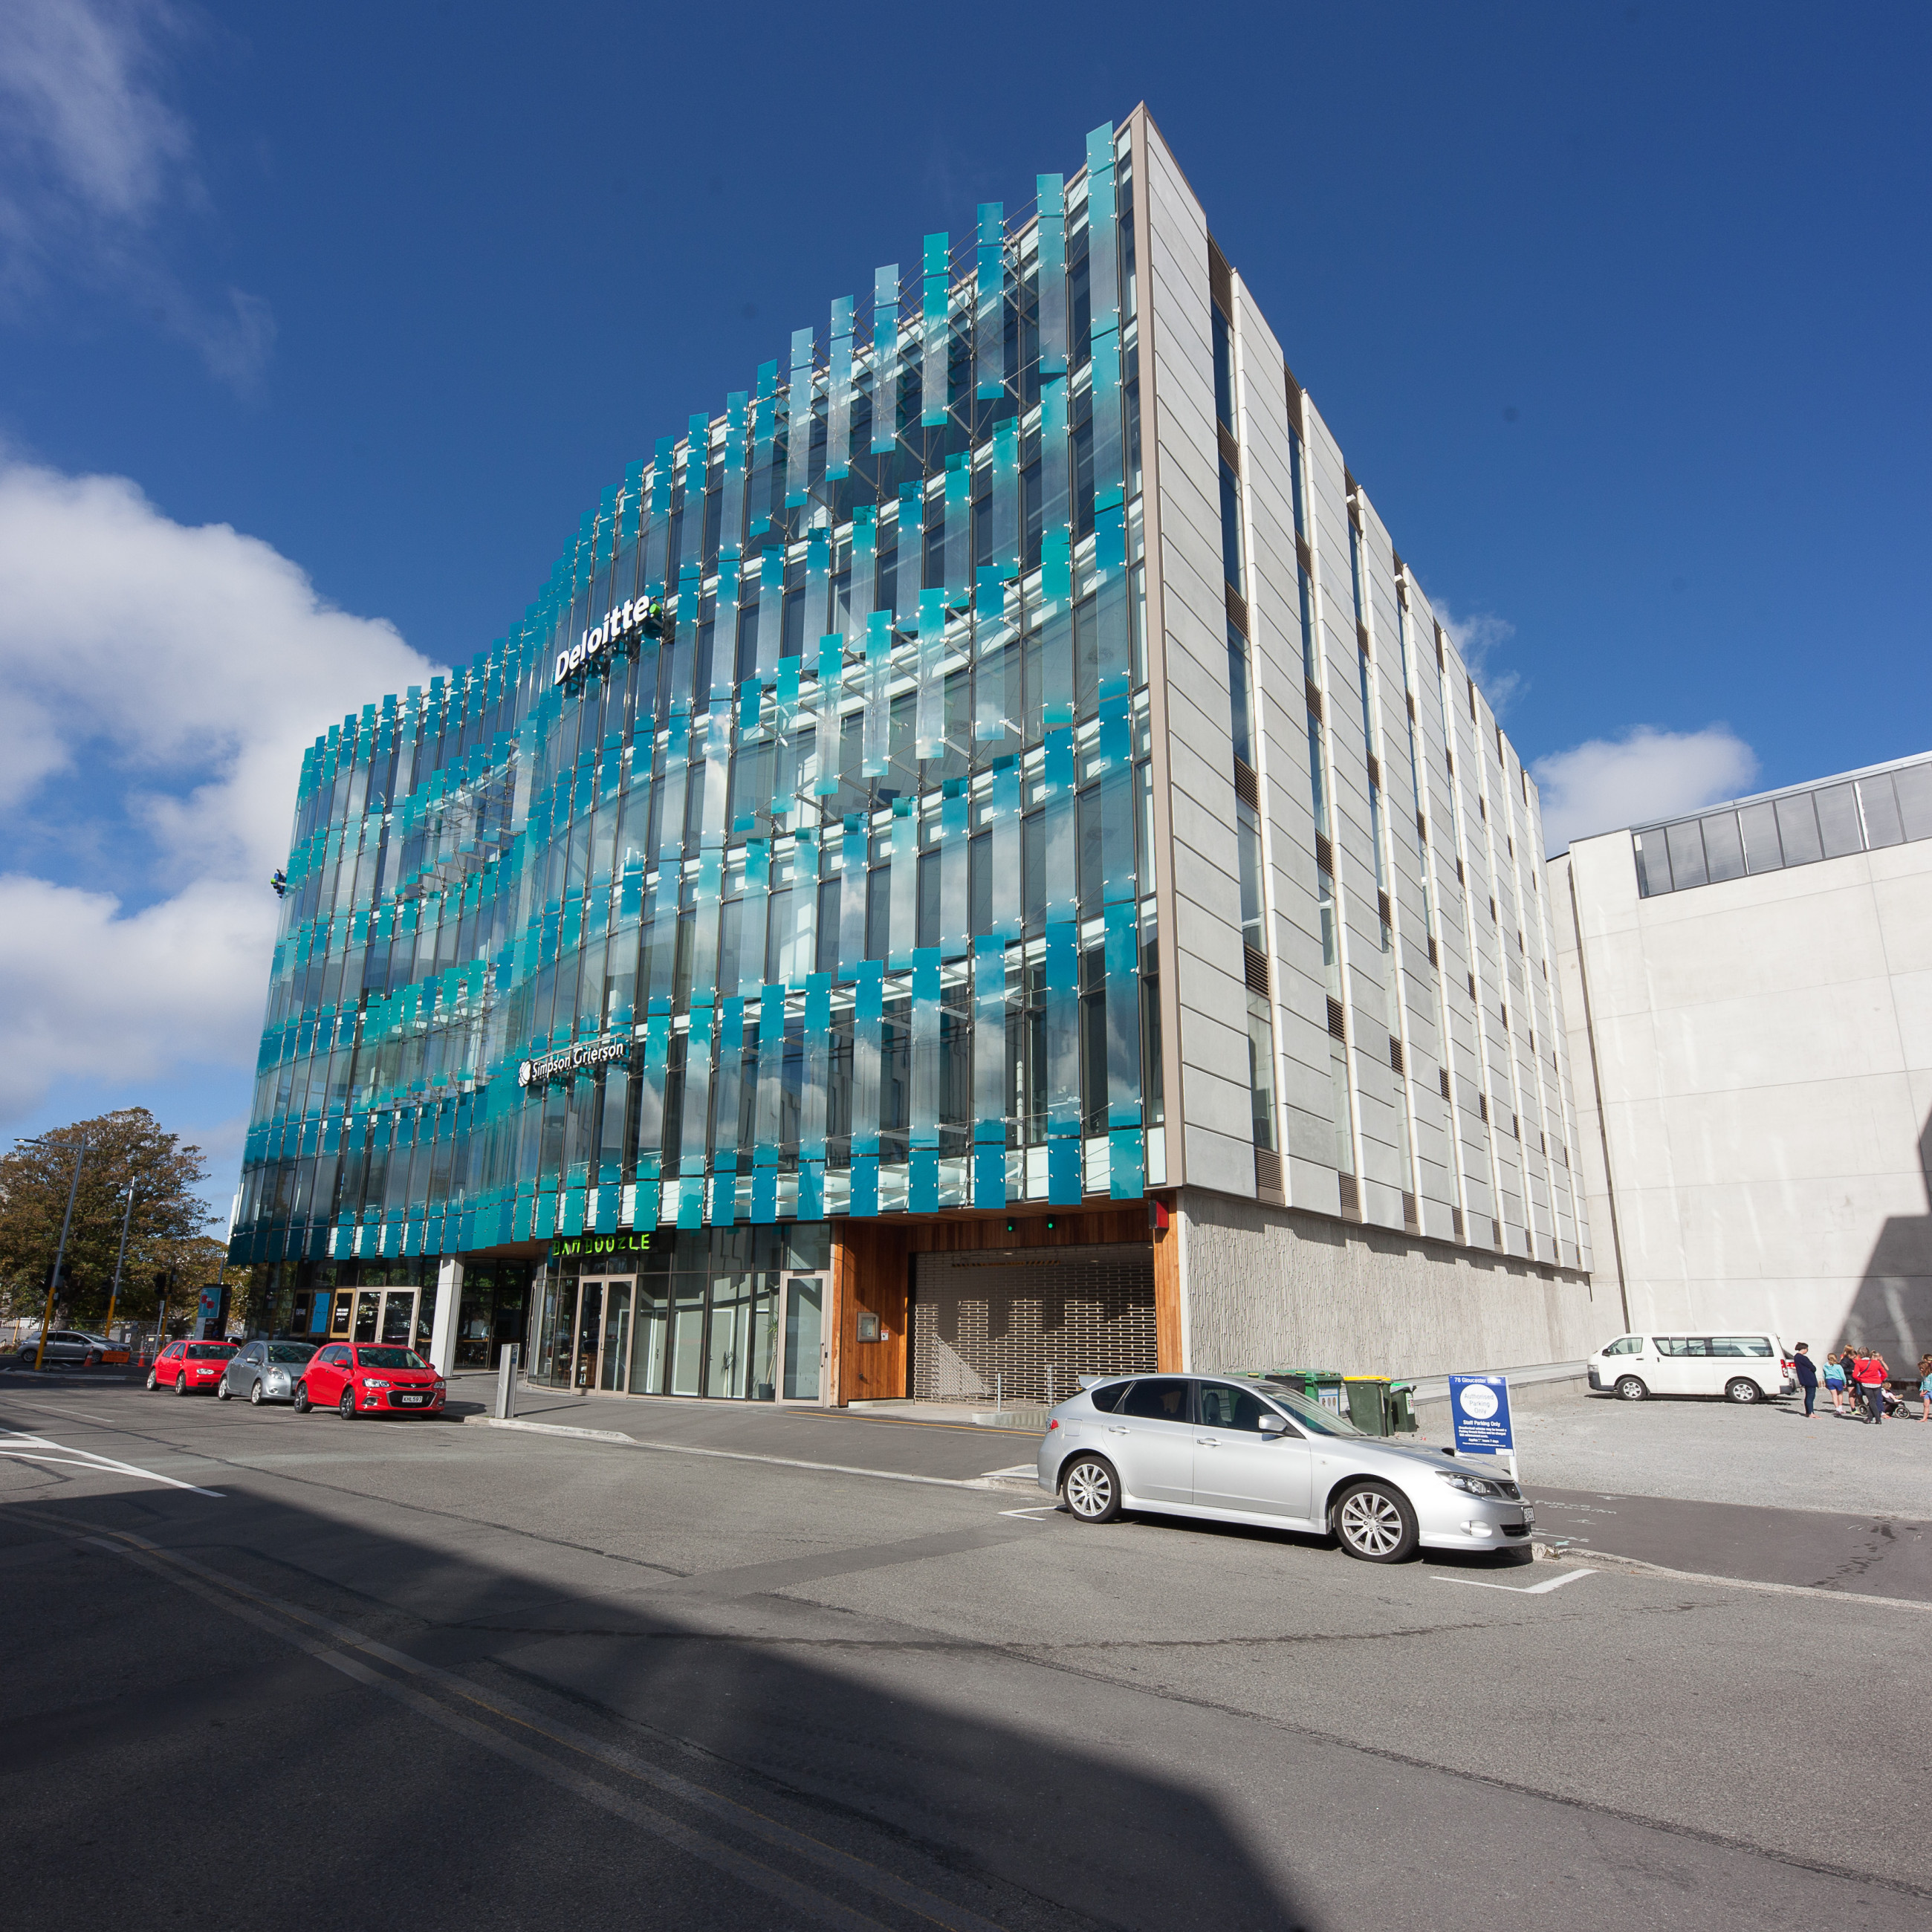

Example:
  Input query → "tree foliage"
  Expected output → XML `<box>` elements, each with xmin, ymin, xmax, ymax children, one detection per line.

<box><xmin>0</xmin><ymin>1110</ymin><xmax>221</xmax><ymax>1328</ymax></box>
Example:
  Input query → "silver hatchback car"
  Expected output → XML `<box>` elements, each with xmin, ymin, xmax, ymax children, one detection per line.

<box><xmin>1037</xmin><ymin>1373</ymin><xmax>1533</xmax><ymax>1562</ymax></box>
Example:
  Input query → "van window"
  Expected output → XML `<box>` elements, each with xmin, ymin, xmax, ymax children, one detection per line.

<box><xmin>1603</xmin><ymin>1337</ymin><xmax>1642</xmax><ymax>1356</ymax></box>
<box><xmin>1711</xmin><ymin>1336</ymin><xmax>1772</xmax><ymax>1356</ymax></box>
<box><xmin>1653</xmin><ymin>1338</ymin><xmax>1711</xmax><ymax>1357</ymax></box>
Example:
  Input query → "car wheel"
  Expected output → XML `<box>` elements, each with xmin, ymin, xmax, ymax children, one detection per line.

<box><xmin>1332</xmin><ymin>1482</ymin><xmax>1420</xmax><ymax>1563</ymax></box>
<box><xmin>173</xmin><ymin>1371</ymin><xmax>190</xmax><ymax>1395</ymax></box>
<box><xmin>1061</xmin><ymin>1455</ymin><xmax>1121</xmax><ymax>1523</ymax></box>
<box><xmin>1615</xmin><ymin>1375</ymin><xmax>1648</xmax><ymax>1401</ymax></box>
<box><xmin>145</xmin><ymin>1370</ymin><xmax>158</xmax><ymax>1392</ymax></box>
<box><xmin>249</xmin><ymin>1378</ymin><xmax>265</xmax><ymax>1407</ymax></box>
<box><xmin>338</xmin><ymin>1387</ymin><xmax>357</xmax><ymax>1421</ymax></box>
<box><xmin>292</xmin><ymin>1381</ymin><xmax>311</xmax><ymax>1414</ymax></box>
<box><xmin>217</xmin><ymin>1378</ymin><xmax>232</xmax><ymax>1400</ymax></box>
<box><xmin>1725</xmin><ymin>1377</ymin><xmax>1761</xmax><ymax>1404</ymax></box>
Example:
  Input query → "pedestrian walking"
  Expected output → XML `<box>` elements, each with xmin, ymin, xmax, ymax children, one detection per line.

<box><xmin>1917</xmin><ymin>1354</ymin><xmax>1932</xmax><ymax>1424</ymax></box>
<box><xmin>1791</xmin><ymin>1343</ymin><xmax>1819</xmax><ymax>1417</ymax></box>
<box><xmin>1824</xmin><ymin>1351</ymin><xmax>1849</xmax><ymax>1416</ymax></box>
<box><xmin>1851</xmin><ymin>1346</ymin><xmax>1888</xmax><ymax>1424</ymax></box>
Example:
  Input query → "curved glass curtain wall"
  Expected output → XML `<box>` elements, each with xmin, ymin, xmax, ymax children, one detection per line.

<box><xmin>233</xmin><ymin>123</ymin><xmax>1158</xmax><ymax>1268</ymax></box>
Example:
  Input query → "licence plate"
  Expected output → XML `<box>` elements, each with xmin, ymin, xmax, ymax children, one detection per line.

<box><xmin>396</xmin><ymin>1393</ymin><xmax>429</xmax><ymax>1406</ymax></box>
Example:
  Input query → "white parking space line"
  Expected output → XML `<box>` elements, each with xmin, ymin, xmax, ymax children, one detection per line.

<box><xmin>997</xmin><ymin>1505</ymin><xmax>1059</xmax><ymax>1521</ymax></box>
<box><xmin>1436</xmin><ymin>1566</ymin><xmax>1595</xmax><ymax>1595</ymax></box>
<box><xmin>981</xmin><ymin>1465</ymin><xmax>1038</xmax><ymax>1478</ymax></box>
<box><xmin>0</xmin><ymin>1430</ymin><xmax>224</xmax><ymax>1497</ymax></box>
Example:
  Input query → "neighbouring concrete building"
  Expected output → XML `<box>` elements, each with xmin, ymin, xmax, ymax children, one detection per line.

<box><xmin>230</xmin><ymin>107</ymin><xmax>1598</xmax><ymax>1404</ymax></box>
<box><xmin>1554</xmin><ymin>751</ymin><xmax>1932</xmax><ymax>1364</ymax></box>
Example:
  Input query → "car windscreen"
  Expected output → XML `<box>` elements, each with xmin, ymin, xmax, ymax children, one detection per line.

<box><xmin>1251</xmin><ymin>1383</ymin><xmax>1367</xmax><ymax>1439</ymax></box>
<box><xmin>186</xmin><ymin>1343</ymin><xmax>235</xmax><ymax>1359</ymax></box>
<box><xmin>355</xmin><ymin>1347</ymin><xmax>426</xmax><ymax>1370</ymax></box>
<box><xmin>267</xmin><ymin>1343</ymin><xmax>317</xmax><ymax>1364</ymax></box>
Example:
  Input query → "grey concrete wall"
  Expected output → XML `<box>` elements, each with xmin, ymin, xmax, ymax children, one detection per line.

<box><xmin>1140</xmin><ymin>116</ymin><xmax>1254</xmax><ymax>1197</ymax></box>
<box><xmin>1555</xmin><ymin>820</ymin><xmax>1932</xmax><ymax>1362</ymax></box>
<box><xmin>1177</xmin><ymin>1184</ymin><xmax>1602</xmax><ymax>1378</ymax></box>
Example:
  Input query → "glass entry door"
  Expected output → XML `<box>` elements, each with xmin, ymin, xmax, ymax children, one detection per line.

<box><xmin>598</xmin><ymin>1280</ymin><xmax>633</xmax><ymax>1393</ymax></box>
<box><xmin>352</xmin><ymin>1288</ymin><xmax>418</xmax><ymax>1348</ymax></box>
<box><xmin>782</xmin><ymin>1276</ymin><xmax>824</xmax><ymax>1401</ymax></box>
<box><xmin>571</xmin><ymin>1278</ymin><xmax>635</xmax><ymax>1392</ymax></box>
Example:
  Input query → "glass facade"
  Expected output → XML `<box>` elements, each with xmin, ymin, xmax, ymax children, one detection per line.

<box><xmin>1632</xmin><ymin>753</ymin><xmax>1932</xmax><ymax>897</ymax></box>
<box><xmin>233</xmin><ymin>122</ymin><xmax>1155</xmax><ymax>1276</ymax></box>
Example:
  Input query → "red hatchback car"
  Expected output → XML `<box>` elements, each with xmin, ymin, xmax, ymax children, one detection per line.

<box><xmin>147</xmin><ymin>1340</ymin><xmax>238</xmax><ymax>1395</ymax></box>
<box><xmin>295</xmin><ymin>1342</ymin><xmax>447</xmax><ymax>1419</ymax></box>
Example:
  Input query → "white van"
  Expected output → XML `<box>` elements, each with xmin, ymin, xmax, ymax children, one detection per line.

<box><xmin>1587</xmin><ymin>1333</ymin><xmax>1794</xmax><ymax>1404</ymax></box>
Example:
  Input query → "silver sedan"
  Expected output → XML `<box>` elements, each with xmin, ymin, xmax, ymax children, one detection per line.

<box><xmin>218</xmin><ymin>1340</ymin><xmax>319</xmax><ymax>1406</ymax></box>
<box><xmin>1037</xmin><ymin>1373</ymin><xmax>1532</xmax><ymax>1562</ymax></box>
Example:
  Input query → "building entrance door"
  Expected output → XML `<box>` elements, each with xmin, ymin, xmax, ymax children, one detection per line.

<box><xmin>351</xmin><ymin>1288</ymin><xmax>419</xmax><ymax>1349</ymax></box>
<box><xmin>782</xmin><ymin>1276</ymin><xmax>825</xmax><ymax>1402</ymax></box>
<box><xmin>570</xmin><ymin>1278</ymin><xmax>635</xmax><ymax>1391</ymax></box>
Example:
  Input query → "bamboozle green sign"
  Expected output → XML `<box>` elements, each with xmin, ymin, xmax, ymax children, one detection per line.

<box><xmin>550</xmin><ymin>1234</ymin><xmax>653</xmax><ymax>1262</ymax></box>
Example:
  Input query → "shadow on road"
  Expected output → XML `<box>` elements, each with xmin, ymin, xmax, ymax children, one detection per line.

<box><xmin>0</xmin><ymin>1451</ymin><xmax>1317</xmax><ymax>1932</ymax></box>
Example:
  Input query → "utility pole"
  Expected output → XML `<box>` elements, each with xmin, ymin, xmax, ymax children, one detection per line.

<box><xmin>103</xmin><ymin>1182</ymin><xmax>136</xmax><ymax>1349</ymax></box>
<box><xmin>25</xmin><ymin>1136</ymin><xmax>87</xmax><ymax>1374</ymax></box>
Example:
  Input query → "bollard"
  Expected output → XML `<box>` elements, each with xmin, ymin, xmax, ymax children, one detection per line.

<box><xmin>1047</xmin><ymin>1364</ymin><xmax>1056</xmax><ymax>1410</ymax></box>
<box><xmin>496</xmin><ymin>1343</ymin><xmax>519</xmax><ymax>1421</ymax></box>
<box><xmin>995</xmin><ymin>1371</ymin><xmax>1003</xmax><ymax>1413</ymax></box>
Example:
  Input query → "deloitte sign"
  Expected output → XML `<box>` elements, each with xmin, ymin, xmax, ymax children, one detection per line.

<box><xmin>517</xmin><ymin>1040</ymin><xmax>630</xmax><ymax>1089</ymax></box>
<box><xmin>554</xmin><ymin>597</ymin><xmax>664</xmax><ymax>686</ymax></box>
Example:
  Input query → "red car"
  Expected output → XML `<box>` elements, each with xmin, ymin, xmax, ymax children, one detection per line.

<box><xmin>294</xmin><ymin>1342</ymin><xmax>447</xmax><ymax>1419</ymax></box>
<box><xmin>146</xmin><ymin>1339</ymin><xmax>238</xmax><ymax>1395</ymax></box>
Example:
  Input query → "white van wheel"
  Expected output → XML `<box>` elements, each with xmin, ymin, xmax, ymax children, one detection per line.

<box><xmin>1615</xmin><ymin>1375</ymin><xmax>1648</xmax><ymax>1401</ymax></box>
<box><xmin>1725</xmin><ymin>1378</ymin><xmax>1761</xmax><ymax>1404</ymax></box>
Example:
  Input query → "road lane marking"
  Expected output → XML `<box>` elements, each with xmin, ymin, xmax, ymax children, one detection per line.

<box><xmin>998</xmin><ymin>1505</ymin><xmax>1059</xmax><ymax>1521</ymax></box>
<box><xmin>0</xmin><ymin>1430</ymin><xmax>224</xmax><ymax>1496</ymax></box>
<box><xmin>1437</xmin><ymin>1566</ymin><xmax>1596</xmax><ymax>1595</ymax></box>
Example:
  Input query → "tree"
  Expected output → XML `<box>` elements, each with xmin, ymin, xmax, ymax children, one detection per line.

<box><xmin>0</xmin><ymin>1110</ymin><xmax>221</xmax><ymax>1332</ymax></box>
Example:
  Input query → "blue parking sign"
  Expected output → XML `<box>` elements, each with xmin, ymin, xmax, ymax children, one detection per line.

<box><xmin>1448</xmin><ymin>1374</ymin><xmax>1514</xmax><ymax>1456</ymax></box>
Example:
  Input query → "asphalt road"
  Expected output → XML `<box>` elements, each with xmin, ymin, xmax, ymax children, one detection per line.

<box><xmin>3</xmin><ymin>1375</ymin><xmax>1928</xmax><ymax>1931</ymax></box>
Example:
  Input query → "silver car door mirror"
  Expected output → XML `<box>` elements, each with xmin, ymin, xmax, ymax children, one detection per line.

<box><xmin>1258</xmin><ymin>1413</ymin><xmax>1288</xmax><ymax>1435</ymax></box>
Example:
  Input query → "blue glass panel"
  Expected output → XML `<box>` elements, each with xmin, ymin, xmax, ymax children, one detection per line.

<box><xmin>872</xmin><ymin>264</ymin><xmax>899</xmax><ymax>456</ymax></box>
<box><xmin>827</xmin><ymin>296</ymin><xmax>854</xmax><ymax>483</ymax></box>
<box><xmin>976</xmin><ymin>204</ymin><xmax>1005</xmax><ymax>401</ymax></box>
<box><xmin>921</xmin><ymin>233</ymin><xmax>950</xmax><ymax>428</ymax></box>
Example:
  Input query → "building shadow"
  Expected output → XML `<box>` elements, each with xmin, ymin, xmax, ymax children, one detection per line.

<box><xmin>0</xmin><ymin>1456</ymin><xmax>1315</xmax><ymax>1932</ymax></box>
<box><xmin>1841</xmin><ymin>1109</ymin><xmax>1932</xmax><ymax>1365</ymax></box>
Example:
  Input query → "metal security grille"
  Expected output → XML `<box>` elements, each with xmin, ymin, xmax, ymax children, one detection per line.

<box><xmin>910</xmin><ymin>1244</ymin><xmax>1155</xmax><ymax>1404</ymax></box>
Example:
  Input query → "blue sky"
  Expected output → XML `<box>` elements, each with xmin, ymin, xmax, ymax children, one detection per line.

<box><xmin>1</xmin><ymin>0</ymin><xmax>1927</xmax><ymax>1210</ymax></box>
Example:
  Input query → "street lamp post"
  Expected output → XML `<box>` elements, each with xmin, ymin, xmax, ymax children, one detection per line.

<box><xmin>25</xmin><ymin>1135</ymin><xmax>88</xmax><ymax>1374</ymax></box>
<box><xmin>103</xmin><ymin>1182</ymin><xmax>137</xmax><ymax>1352</ymax></box>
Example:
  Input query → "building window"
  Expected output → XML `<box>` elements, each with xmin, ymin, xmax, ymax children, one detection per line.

<box><xmin>1246</xmin><ymin>991</ymin><xmax>1277</xmax><ymax>1153</ymax></box>
<box><xmin>1236</xmin><ymin>799</ymin><xmax>1265</xmax><ymax>953</ymax></box>
<box><xmin>1228</xmin><ymin>621</ymin><xmax>1254</xmax><ymax>769</ymax></box>
<box><xmin>1287</xmin><ymin>416</ymin><xmax>1306</xmax><ymax>539</ymax></box>
<box><xmin>1212</xmin><ymin>303</ymin><xmax>1234</xmax><ymax>431</ymax></box>
<box><xmin>1219</xmin><ymin>457</ymin><xmax>1244</xmax><ymax>592</ymax></box>
<box><xmin>1308</xmin><ymin>712</ymin><xmax>1330</xmax><ymax>838</ymax></box>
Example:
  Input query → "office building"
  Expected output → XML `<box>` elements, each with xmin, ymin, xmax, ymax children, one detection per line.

<box><xmin>232</xmin><ymin>108</ymin><xmax>1597</xmax><ymax>1401</ymax></box>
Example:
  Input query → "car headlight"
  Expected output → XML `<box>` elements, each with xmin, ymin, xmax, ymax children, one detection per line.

<box><xmin>1436</xmin><ymin>1469</ymin><xmax>1503</xmax><ymax>1499</ymax></box>
<box><xmin>362</xmin><ymin>1378</ymin><xmax>392</xmax><ymax>1389</ymax></box>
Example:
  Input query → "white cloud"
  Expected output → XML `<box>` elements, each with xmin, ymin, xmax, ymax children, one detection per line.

<box><xmin>1433</xmin><ymin>601</ymin><xmax>1523</xmax><ymax>716</ymax></box>
<box><xmin>0</xmin><ymin>0</ymin><xmax>275</xmax><ymax>389</ymax></box>
<box><xmin>0</xmin><ymin>454</ymin><xmax>443</xmax><ymax>1121</ymax></box>
<box><xmin>1532</xmin><ymin>725</ymin><xmax>1759</xmax><ymax>857</ymax></box>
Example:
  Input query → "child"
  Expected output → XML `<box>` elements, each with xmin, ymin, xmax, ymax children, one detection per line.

<box><xmin>1823</xmin><ymin>1351</ymin><xmax>1848</xmax><ymax>1416</ymax></box>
